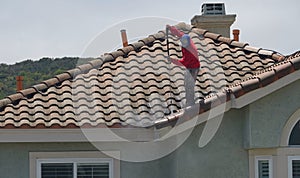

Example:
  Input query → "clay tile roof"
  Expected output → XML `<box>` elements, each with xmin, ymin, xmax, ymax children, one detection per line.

<box><xmin>0</xmin><ymin>22</ymin><xmax>298</xmax><ymax>129</ymax></box>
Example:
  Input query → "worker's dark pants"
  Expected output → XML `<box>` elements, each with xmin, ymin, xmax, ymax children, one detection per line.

<box><xmin>185</xmin><ymin>68</ymin><xmax>199</xmax><ymax>106</ymax></box>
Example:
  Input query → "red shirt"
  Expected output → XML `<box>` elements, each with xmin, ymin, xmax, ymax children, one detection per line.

<box><xmin>169</xmin><ymin>26</ymin><xmax>200</xmax><ymax>69</ymax></box>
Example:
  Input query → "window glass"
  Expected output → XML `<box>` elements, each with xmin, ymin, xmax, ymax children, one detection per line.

<box><xmin>258</xmin><ymin>160</ymin><xmax>269</xmax><ymax>178</ymax></box>
<box><xmin>289</xmin><ymin>120</ymin><xmax>300</xmax><ymax>145</ymax></box>
<box><xmin>41</xmin><ymin>163</ymin><xmax>73</xmax><ymax>178</ymax></box>
<box><xmin>77</xmin><ymin>163</ymin><xmax>110</xmax><ymax>178</ymax></box>
<box><xmin>39</xmin><ymin>160</ymin><xmax>111</xmax><ymax>178</ymax></box>
<box><xmin>292</xmin><ymin>160</ymin><xmax>300</xmax><ymax>178</ymax></box>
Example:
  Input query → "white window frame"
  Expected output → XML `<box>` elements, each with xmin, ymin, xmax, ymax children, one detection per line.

<box><xmin>255</xmin><ymin>156</ymin><xmax>273</xmax><ymax>178</ymax></box>
<box><xmin>288</xmin><ymin>156</ymin><xmax>300</xmax><ymax>178</ymax></box>
<box><xmin>37</xmin><ymin>158</ymin><xmax>113</xmax><ymax>178</ymax></box>
<box><xmin>30</xmin><ymin>151</ymin><xmax>120</xmax><ymax>178</ymax></box>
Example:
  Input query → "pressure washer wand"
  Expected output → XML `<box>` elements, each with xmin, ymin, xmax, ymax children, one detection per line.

<box><xmin>166</xmin><ymin>26</ymin><xmax>173</xmax><ymax>113</ymax></box>
<box><xmin>166</xmin><ymin>26</ymin><xmax>170</xmax><ymax>59</ymax></box>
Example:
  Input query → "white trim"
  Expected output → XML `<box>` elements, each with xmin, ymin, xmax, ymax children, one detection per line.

<box><xmin>0</xmin><ymin>128</ymin><xmax>155</xmax><ymax>142</ymax></box>
<box><xmin>287</xmin><ymin>156</ymin><xmax>300</xmax><ymax>178</ymax></box>
<box><xmin>280</xmin><ymin>108</ymin><xmax>300</xmax><ymax>146</ymax></box>
<box><xmin>37</xmin><ymin>158</ymin><xmax>113</xmax><ymax>178</ymax></box>
<box><xmin>30</xmin><ymin>151</ymin><xmax>120</xmax><ymax>178</ymax></box>
<box><xmin>249</xmin><ymin>148</ymin><xmax>300</xmax><ymax>178</ymax></box>
<box><xmin>255</xmin><ymin>156</ymin><xmax>273</xmax><ymax>178</ymax></box>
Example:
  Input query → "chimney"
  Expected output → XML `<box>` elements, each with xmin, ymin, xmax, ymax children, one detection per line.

<box><xmin>16</xmin><ymin>76</ymin><xmax>24</xmax><ymax>92</ymax></box>
<box><xmin>233</xmin><ymin>29</ymin><xmax>240</xmax><ymax>41</ymax></box>
<box><xmin>120</xmin><ymin>29</ymin><xmax>128</xmax><ymax>47</ymax></box>
<box><xmin>191</xmin><ymin>3</ymin><xmax>236</xmax><ymax>38</ymax></box>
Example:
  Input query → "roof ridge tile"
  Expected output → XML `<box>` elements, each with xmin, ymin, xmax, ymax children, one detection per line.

<box><xmin>256</xmin><ymin>69</ymin><xmax>276</xmax><ymax>87</ymax></box>
<box><xmin>109</xmin><ymin>50</ymin><xmax>125</xmax><ymax>59</ymax></box>
<box><xmin>273</xmin><ymin>61</ymin><xmax>294</xmax><ymax>79</ymax></box>
<box><xmin>230</xmin><ymin>41</ymin><xmax>249</xmax><ymax>48</ymax></box>
<box><xmin>18</xmin><ymin>88</ymin><xmax>36</xmax><ymax>97</ymax></box>
<box><xmin>150</xmin><ymin>31</ymin><xmax>165</xmax><ymax>41</ymax></box>
<box><xmin>129</xmin><ymin>41</ymin><xmax>145</xmax><ymax>52</ymax></box>
<box><xmin>203</xmin><ymin>32</ymin><xmax>221</xmax><ymax>40</ymax></box>
<box><xmin>0</xmin><ymin>98</ymin><xmax>11</xmax><ymax>110</ymax></box>
<box><xmin>257</xmin><ymin>49</ymin><xmax>274</xmax><ymax>56</ymax></box>
<box><xmin>216</xmin><ymin>36</ymin><xmax>234</xmax><ymax>44</ymax></box>
<box><xmin>139</xmin><ymin>36</ymin><xmax>156</xmax><ymax>45</ymax></box>
<box><xmin>191</xmin><ymin>27</ymin><xmax>208</xmax><ymax>36</ymax></box>
<box><xmin>175</xmin><ymin>22</ymin><xmax>193</xmax><ymax>31</ymax></box>
<box><xmin>55</xmin><ymin>73</ymin><xmax>72</xmax><ymax>83</ymax></box>
<box><xmin>272</xmin><ymin>53</ymin><xmax>285</xmax><ymax>61</ymax></box>
<box><xmin>32</xmin><ymin>83</ymin><xmax>48</xmax><ymax>92</ymax></box>
<box><xmin>6</xmin><ymin>93</ymin><xmax>24</xmax><ymax>103</ymax></box>
<box><xmin>244</xmin><ymin>46</ymin><xmax>261</xmax><ymax>53</ymax></box>
<box><xmin>289</xmin><ymin>54</ymin><xmax>300</xmax><ymax>70</ymax></box>
<box><xmin>41</xmin><ymin>78</ymin><xmax>60</xmax><ymax>88</ymax></box>
<box><xmin>88</xmin><ymin>59</ymin><xmax>104</xmax><ymax>68</ymax></box>
<box><xmin>77</xmin><ymin>63</ymin><xmax>94</xmax><ymax>74</ymax></box>
<box><xmin>66</xmin><ymin>68</ymin><xmax>82</xmax><ymax>78</ymax></box>
<box><xmin>239</xmin><ymin>77</ymin><xmax>260</xmax><ymax>93</ymax></box>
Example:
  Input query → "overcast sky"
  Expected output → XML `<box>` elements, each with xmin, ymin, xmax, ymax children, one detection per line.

<box><xmin>0</xmin><ymin>0</ymin><xmax>299</xmax><ymax>64</ymax></box>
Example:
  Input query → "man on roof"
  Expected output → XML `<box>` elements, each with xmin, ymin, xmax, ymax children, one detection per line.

<box><xmin>166</xmin><ymin>25</ymin><xmax>200</xmax><ymax>106</ymax></box>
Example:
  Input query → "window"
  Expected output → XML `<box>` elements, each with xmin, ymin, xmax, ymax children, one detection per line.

<box><xmin>37</xmin><ymin>158</ymin><xmax>113</xmax><ymax>178</ymax></box>
<box><xmin>289</xmin><ymin>120</ymin><xmax>300</xmax><ymax>145</ymax></box>
<box><xmin>255</xmin><ymin>156</ymin><xmax>273</xmax><ymax>178</ymax></box>
<box><xmin>288</xmin><ymin>156</ymin><xmax>300</xmax><ymax>178</ymax></box>
<box><xmin>30</xmin><ymin>152</ymin><xmax>120</xmax><ymax>178</ymax></box>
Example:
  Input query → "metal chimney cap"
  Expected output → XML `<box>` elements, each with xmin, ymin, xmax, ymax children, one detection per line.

<box><xmin>201</xmin><ymin>3</ymin><xmax>226</xmax><ymax>15</ymax></box>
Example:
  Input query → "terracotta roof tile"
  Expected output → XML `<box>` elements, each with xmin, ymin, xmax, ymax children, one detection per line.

<box><xmin>240</xmin><ymin>77</ymin><xmax>260</xmax><ymax>93</ymax></box>
<box><xmin>290</xmin><ymin>55</ymin><xmax>300</xmax><ymax>70</ymax></box>
<box><xmin>42</xmin><ymin>78</ymin><xmax>60</xmax><ymax>88</ymax></box>
<box><xmin>230</xmin><ymin>41</ymin><xmax>249</xmax><ymax>48</ymax></box>
<box><xmin>0</xmin><ymin>22</ymin><xmax>296</xmax><ymax>129</ymax></box>
<box><xmin>273</xmin><ymin>61</ymin><xmax>294</xmax><ymax>79</ymax></box>
<box><xmin>18</xmin><ymin>88</ymin><xmax>36</xmax><ymax>97</ymax></box>
<box><xmin>256</xmin><ymin>69</ymin><xmax>276</xmax><ymax>87</ymax></box>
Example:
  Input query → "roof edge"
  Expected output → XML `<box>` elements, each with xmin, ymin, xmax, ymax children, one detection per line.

<box><xmin>154</xmin><ymin>51</ymin><xmax>300</xmax><ymax>129</ymax></box>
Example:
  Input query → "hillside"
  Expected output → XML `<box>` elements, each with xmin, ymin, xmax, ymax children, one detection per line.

<box><xmin>0</xmin><ymin>57</ymin><xmax>94</xmax><ymax>99</ymax></box>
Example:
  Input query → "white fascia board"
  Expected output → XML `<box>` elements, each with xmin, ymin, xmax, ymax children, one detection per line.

<box><xmin>0</xmin><ymin>128</ymin><xmax>155</xmax><ymax>143</ymax></box>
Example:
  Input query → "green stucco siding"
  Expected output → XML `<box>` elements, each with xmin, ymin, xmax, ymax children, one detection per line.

<box><xmin>172</xmin><ymin>109</ymin><xmax>248</xmax><ymax>178</ymax></box>
<box><xmin>122</xmin><ymin>109</ymin><xmax>249</xmax><ymax>178</ymax></box>
<box><xmin>246</xmin><ymin>79</ymin><xmax>300</xmax><ymax>148</ymax></box>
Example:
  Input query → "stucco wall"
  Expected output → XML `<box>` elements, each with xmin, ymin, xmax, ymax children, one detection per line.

<box><xmin>122</xmin><ymin>109</ymin><xmax>249</xmax><ymax>178</ymax></box>
<box><xmin>0</xmin><ymin>109</ymin><xmax>248</xmax><ymax>178</ymax></box>
<box><xmin>170</xmin><ymin>109</ymin><xmax>248</xmax><ymax>178</ymax></box>
<box><xmin>245</xmin><ymin>79</ymin><xmax>300</xmax><ymax>148</ymax></box>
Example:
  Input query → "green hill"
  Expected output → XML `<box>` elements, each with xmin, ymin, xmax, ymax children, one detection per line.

<box><xmin>0</xmin><ymin>57</ymin><xmax>94</xmax><ymax>99</ymax></box>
